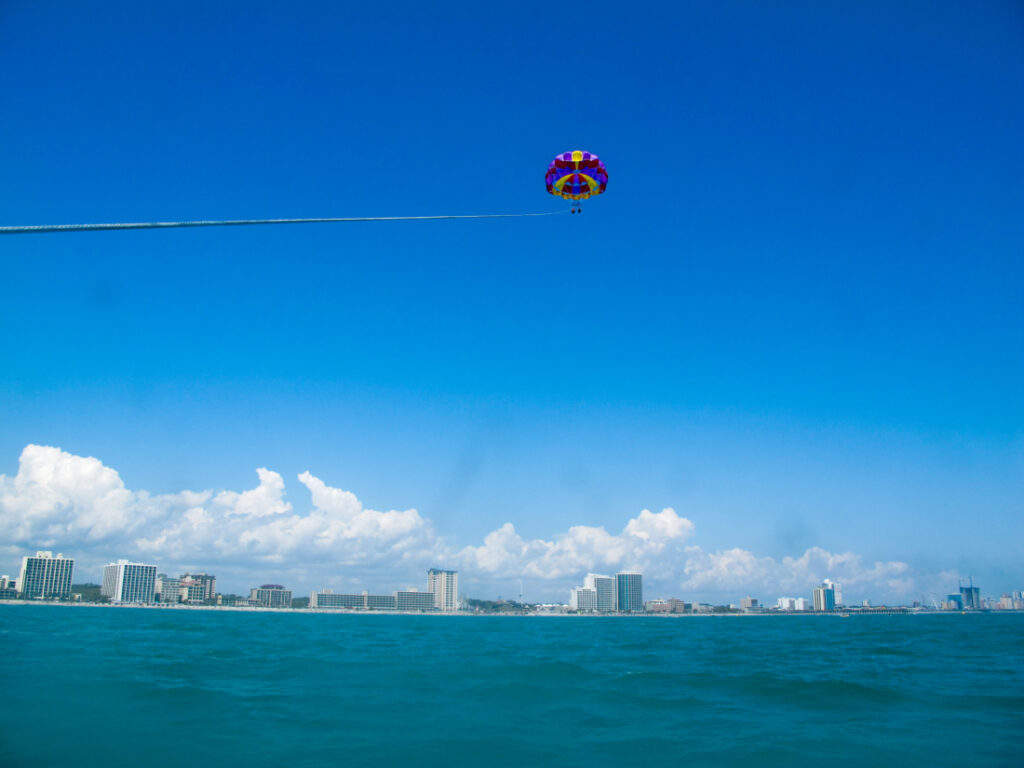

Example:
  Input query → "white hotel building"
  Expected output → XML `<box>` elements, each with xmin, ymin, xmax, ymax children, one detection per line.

<box><xmin>102</xmin><ymin>560</ymin><xmax>158</xmax><ymax>603</ymax></box>
<box><xmin>18</xmin><ymin>551</ymin><xmax>75</xmax><ymax>599</ymax></box>
<box><xmin>427</xmin><ymin>568</ymin><xmax>458</xmax><ymax>612</ymax></box>
<box><xmin>569</xmin><ymin>586</ymin><xmax>598</xmax><ymax>611</ymax></box>
<box><xmin>584</xmin><ymin>574</ymin><xmax>617</xmax><ymax>612</ymax></box>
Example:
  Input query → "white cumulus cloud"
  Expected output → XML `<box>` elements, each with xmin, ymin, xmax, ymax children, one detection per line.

<box><xmin>1</xmin><ymin>445</ymin><xmax>444</xmax><ymax>586</ymax></box>
<box><xmin>216</xmin><ymin>468</ymin><xmax>292</xmax><ymax>518</ymax></box>
<box><xmin>679</xmin><ymin>544</ymin><xmax>913</xmax><ymax>602</ymax></box>
<box><xmin>458</xmin><ymin>508</ymin><xmax>695</xmax><ymax>580</ymax></box>
<box><xmin>0</xmin><ymin>444</ymin><xmax>142</xmax><ymax>544</ymax></box>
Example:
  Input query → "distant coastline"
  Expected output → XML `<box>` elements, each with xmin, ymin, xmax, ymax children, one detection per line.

<box><xmin>1</xmin><ymin>600</ymin><xmax>1009</xmax><ymax>617</ymax></box>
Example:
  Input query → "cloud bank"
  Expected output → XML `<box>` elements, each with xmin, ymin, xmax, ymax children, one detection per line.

<box><xmin>458</xmin><ymin>508</ymin><xmax>695</xmax><ymax>580</ymax></box>
<box><xmin>1</xmin><ymin>445</ymin><xmax>923</xmax><ymax>601</ymax></box>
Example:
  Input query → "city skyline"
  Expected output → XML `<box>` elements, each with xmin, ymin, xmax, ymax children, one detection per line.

<box><xmin>2</xmin><ymin>442</ymin><xmax>1018</xmax><ymax>603</ymax></box>
<box><xmin>3</xmin><ymin>442</ymin><xmax>1002</xmax><ymax>603</ymax></box>
<box><xmin>5</xmin><ymin>545</ymin><xmax>1021</xmax><ymax>612</ymax></box>
<box><xmin>3</xmin><ymin>528</ymin><xmax>1015</xmax><ymax>612</ymax></box>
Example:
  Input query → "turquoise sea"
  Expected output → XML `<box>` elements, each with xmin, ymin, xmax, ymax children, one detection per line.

<box><xmin>1</xmin><ymin>606</ymin><xmax>1022</xmax><ymax>767</ymax></box>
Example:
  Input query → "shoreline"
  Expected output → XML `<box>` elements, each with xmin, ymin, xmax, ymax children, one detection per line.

<box><xmin>0</xmin><ymin>600</ymin><xmax>1008</xmax><ymax>617</ymax></box>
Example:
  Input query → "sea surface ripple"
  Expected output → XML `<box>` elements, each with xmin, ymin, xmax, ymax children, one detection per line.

<box><xmin>1</xmin><ymin>606</ymin><xmax>1022</xmax><ymax>767</ymax></box>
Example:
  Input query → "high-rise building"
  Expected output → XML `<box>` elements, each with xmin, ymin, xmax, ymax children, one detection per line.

<box><xmin>178</xmin><ymin>579</ymin><xmax>207</xmax><ymax>603</ymax></box>
<box><xmin>155</xmin><ymin>575</ymin><xmax>181</xmax><ymax>604</ymax></box>
<box><xmin>583</xmin><ymin>574</ymin><xmax>617</xmax><ymax>612</ymax></box>
<box><xmin>823</xmin><ymin>579</ymin><xmax>843</xmax><ymax>607</ymax></box>
<box><xmin>812</xmin><ymin>583</ymin><xmax>836</xmax><ymax>612</ymax></box>
<box><xmin>102</xmin><ymin>560</ymin><xmax>157</xmax><ymax>603</ymax></box>
<box><xmin>740</xmin><ymin>596</ymin><xmax>759</xmax><ymax>610</ymax></box>
<box><xmin>179</xmin><ymin>572</ymin><xmax>216</xmax><ymax>602</ymax></box>
<box><xmin>794</xmin><ymin>597</ymin><xmax>811</xmax><ymax>611</ymax></box>
<box><xmin>615</xmin><ymin>572</ymin><xmax>643</xmax><ymax>612</ymax></box>
<box><xmin>569</xmin><ymin>586</ymin><xmax>598</xmax><ymax>611</ymax></box>
<box><xmin>427</xmin><ymin>568</ymin><xmax>458</xmax><ymax>612</ymax></box>
<box><xmin>18</xmin><ymin>551</ymin><xmax>74</xmax><ymax>599</ymax></box>
<box><xmin>776</xmin><ymin>597</ymin><xmax>797</xmax><ymax>611</ymax></box>
<box><xmin>250</xmin><ymin>584</ymin><xmax>292</xmax><ymax>608</ymax></box>
<box><xmin>960</xmin><ymin>580</ymin><xmax>981</xmax><ymax>610</ymax></box>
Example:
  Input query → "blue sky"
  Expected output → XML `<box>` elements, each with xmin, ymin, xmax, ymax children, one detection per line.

<box><xmin>1</xmin><ymin>1</ymin><xmax>1022</xmax><ymax>602</ymax></box>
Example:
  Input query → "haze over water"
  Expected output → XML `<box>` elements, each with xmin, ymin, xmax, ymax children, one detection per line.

<box><xmin>2</xmin><ymin>605</ymin><xmax>1022</xmax><ymax>767</ymax></box>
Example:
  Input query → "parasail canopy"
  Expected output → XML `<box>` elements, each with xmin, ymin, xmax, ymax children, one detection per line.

<box><xmin>545</xmin><ymin>150</ymin><xmax>608</xmax><ymax>201</ymax></box>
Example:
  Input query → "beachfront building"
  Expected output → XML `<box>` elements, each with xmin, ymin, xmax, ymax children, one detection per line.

<box><xmin>395</xmin><ymin>590</ymin><xmax>434</xmax><ymax>611</ymax></box>
<box><xmin>642</xmin><ymin>598</ymin><xmax>682</xmax><ymax>613</ymax></box>
<box><xmin>155</xmin><ymin>575</ymin><xmax>181</xmax><ymax>603</ymax></box>
<box><xmin>367</xmin><ymin>593</ymin><xmax>397</xmax><ymax>610</ymax></box>
<box><xmin>310</xmin><ymin>590</ymin><xmax>367</xmax><ymax>609</ymax></box>
<box><xmin>779</xmin><ymin>596</ymin><xmax>813</xmax><ymax>611</ymax></box>
<box><xmin>645</xmin><ymin>598</ymin><xmax>690</xmax><ymax>613</ymax></box>
<box><xmin>583</xmin><ymin>574</ymin><xmax>617</xmax><ymax>612</ymax></box>
<box><xmin>250</xmin><ymin>584</ymin><xmax>292</xmax><ymax>608</ymax></box>
<box><xmin>179</xmin><ymin>572</ymin><xmax>216</xmax><ymax>602</ymax></box>
<box><xmin>102</xmin><ymin>560</ymin><xmax>157</xmax><ymax>603</ymax></box>
<box><xmin>616</xmin><ymin>572</ymin><xmax>644</xmax><ymax>613</ymax></box>
<box><xmin>740</xmin><ymin>596</ymin><xmax>760</xmax><ymax>611</ymax></box>
<box><xmin>569</xmin><ymin>586</ymin><xmax>598</xmax><ymax>612</ymax></box>
<box><xmin>310</xmin><ymin>588</ymin><xmax>434</xmax><ymax>611</ymax></box>
<box><xmin>18</xmin><ymin>551</ymin><xmax>75</xmax><ymax>599</ymax></box>
<box><xmin>0</xmin><ymin>575</ymin><xmax>18</xmax><ymax>600</ymax></box>
<box><xmin>812</xmin><ymin>582</ymin><xmax>836</xmax><ymax>612</ymax></box>
<box><xmin>960</xmin><ymin>580</ymin><xmax>981</xmax><ymax>610</ymax></box>
<box><xmin>179</xmin><ymin>579</ymin><xmax>207</xmax><ymax>604</ymax></box>
<box><xmin>823</xmin><ymin>579</ymin><xmax>843</xmax><ymax>607</ymax></box>
<box><xmin>428</xmin><ymin>568</ymin><xmax>458</xmax><ymax>612</ymax></box>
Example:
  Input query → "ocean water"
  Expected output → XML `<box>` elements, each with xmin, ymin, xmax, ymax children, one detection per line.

<box><xmin>1</xmin><ymin>606</ymin><xmax>1021</xmax><ymax>768</ymax></box>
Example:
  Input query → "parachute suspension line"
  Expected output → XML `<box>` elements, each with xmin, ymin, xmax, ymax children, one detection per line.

<box><xmin>0</xmin><ymin>211</ymin><xmax>567</xmax><ymax>235</ymax></box>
